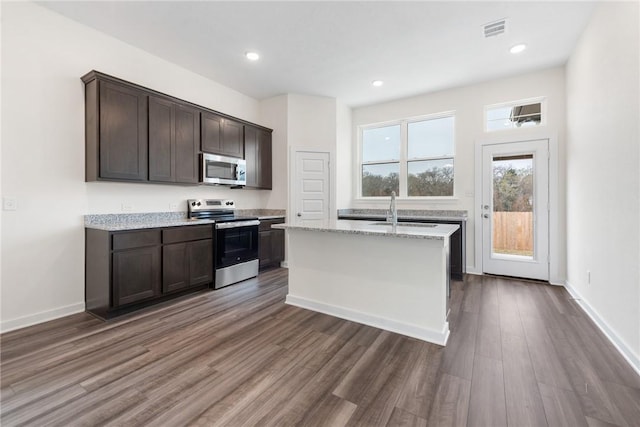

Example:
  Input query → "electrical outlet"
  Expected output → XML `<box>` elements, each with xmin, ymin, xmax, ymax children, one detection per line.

<box><xmin>3</xmin><ymin>197</ymin><xmax>17</xmax><ymax>211</ymax></box>
<box><xmin>121</xmin><ymin>203</ymin><xmax>133</xmax><ymax>212</ymax></box>
<box><xmin>587</xmin><ymin>270</ymin><xmax>591</xmax><ymax>285</ymax></box>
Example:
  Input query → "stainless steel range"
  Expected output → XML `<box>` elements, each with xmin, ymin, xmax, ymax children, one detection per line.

<box><xmin>188</xmin><ymin>199</ymin><xmax>260</xmax><ymax>289</ymax></box>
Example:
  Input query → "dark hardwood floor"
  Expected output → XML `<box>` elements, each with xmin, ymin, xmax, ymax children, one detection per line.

<box><xmin>1</xmin><ymin>269</ymin><xmax>639</xmax><ymax>426</ymax></box>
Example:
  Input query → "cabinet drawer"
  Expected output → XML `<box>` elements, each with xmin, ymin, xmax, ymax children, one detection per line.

<box><xmin>259</xmin><ymin>218</ymin><xmax>285</xmax><ymax>232</ymax></box>
<box><xmin>163</xmin><ymin>225</ymin><xmax>212</xmax><ymax>244</ymax></box>
<box><xmin>112</xmin><ymin>230</ymin><xmax>161</xmax><ymax>250</ymax></box>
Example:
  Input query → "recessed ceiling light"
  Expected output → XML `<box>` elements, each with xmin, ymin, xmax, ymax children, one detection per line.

<box><xmin>245</xmin><ymin>51</ymin><xmax>260</xmax><ymax>61</ymax></box>
<box><xmin>509</xmin><ymin>44</ymin><xmax>527</xmax><ymax>54</ymax></box>
<box><xmin>372</xmin><ymin>80</ymin><xmax>384</xmax><ymax>87</ymax></box>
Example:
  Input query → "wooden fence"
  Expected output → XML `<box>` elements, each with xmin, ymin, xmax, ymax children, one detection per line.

<box><xmin>493</xmin><ymin>211</ymin><xmax>533</xmax><ymax>255</ymax></box>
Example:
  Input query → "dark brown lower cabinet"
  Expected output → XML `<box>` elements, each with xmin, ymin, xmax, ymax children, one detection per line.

<box><xmin>259</xmin><ymin>218</ymin><xmax>285</xmax><ymax>270</ymax></box>
<box><xmin>163</xmin><ymin>238</ymin><xmax>213</xmax><ymax>293</ymax></box>
<box><xmin>113</xmin><ymin>246</ymin><xmax>161</xmax><ymax>306</ymax></box>
<box><xmin>85</xmin><ymin>224</ymin><xmax>213</xmax><ymax>319</ymax></box>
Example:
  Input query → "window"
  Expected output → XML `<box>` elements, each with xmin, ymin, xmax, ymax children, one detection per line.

<box><xmin>361</xmin><ymin>125</ymin><xmax>400</xmax><ymax>197</ymax></box>
<box><xmin>360</xmin><ymin>114</ymin><xmax>455</xmax><ymax>198</ymax></box>
<box><xmin>485</xmin><ymin>98</ymin><xmax>544</xmax><ymax>132</ymax></box>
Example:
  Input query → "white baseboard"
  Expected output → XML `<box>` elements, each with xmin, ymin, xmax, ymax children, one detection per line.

<box><xmin>564</xmin><ymin>281</ymin><xmax>640</xmax><ymax>377</ymax></box>
<box><xmin>0</xmin><ymin>302</ymin><xmax>86</xmax><ymax>334</ymax></box>
<box><xmin>285</xmin><ymin>294</ymin><xmax>449</xmax><ymax>346</ymax></box>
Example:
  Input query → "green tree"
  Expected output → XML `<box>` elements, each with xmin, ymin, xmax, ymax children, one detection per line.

<box><xmin>408</xmin><ymin>165</ymin><xmax>453</xmax><ymax>196</ymax></box>
<box><xmin>362</xmin><ymin>172</ymin><xmax>399</xmax><ymax>196</ymax></box>
<box><xmin>493</xmin><ymin>165</ymin><xmax>532</xmax><ymax>212</ymax></box>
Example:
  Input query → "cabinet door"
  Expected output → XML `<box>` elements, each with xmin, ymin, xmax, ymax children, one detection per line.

<box><xmin>271</xmin><ymin>229</ymin><xmax>285</xmax><ymax>264</ymax></box>
<box><xmin>113</xmin><ymin>246</ymin><xmax>161</xmax><ymax>306</ymax></box>
<box><xmin>259</xmin><ymin>231</ymin><xmax>273</xmax><ymax>269</ymax></box>
<box><xmin>99</xmin><ymin>81</ymin><xmax>148</xmax><ymax>180</ymax></box>
<box><xmin>245</xmin><ymin>127</ymin><xmax>272</xmax><ymax>189</ymax></box>
<box><xmin>201</xmin><ymin>112</ymin><xmax>222</xmax><ymax>154</ymax></box>
<box><xmin>258</xmin><ymin>130</ymin><xmax>273</xmax><ymax>190</ymax></box>
<box><xmin>222</xmin><ymin>119</ymin><xmax>243</xmax><ymax>158</ymax></box>
<box><xmin>189</xmin><ymin>239</ymin><xmax>213</xmax><ymax>286</ymax></box>
<box><xmin>149</xmin><ymin>96</ymin><xmax>175</xmax><ymax>182</ymax></box>
<box><xmin>175</xmin><ymin>104</ymin><xmax>200</xmax><ymax>183</ymax></box>
<box><xmin>244</xmin><ymin>126</ymin><xmax>259</xmax><ymax>188</ymax></box>
<box><xmin>163</xmin><ymin>243</ymin><xmax>189</xmax><ymax>293</ymax></box>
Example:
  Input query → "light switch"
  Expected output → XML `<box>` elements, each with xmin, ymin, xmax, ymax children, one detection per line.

<box><xmin>3</xmin><ymin>197</ymin><xmax>17</xmax><ymax>211</ymax></box>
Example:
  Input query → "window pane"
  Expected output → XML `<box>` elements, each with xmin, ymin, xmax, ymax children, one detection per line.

<box><xmin>408</xmin><ymin>159</ymin><xmax>453</xmax><ymax>196</ymax></box>
<box><xmin>362</xmin><ymin>163</ymin><xmax>399</xmax><ymax>197</ymax></box>
<box><xmin>408</xmin><ymin>116</ymin><xmax>454</xmax><ymax>159</ymax></box>
<box><xmin>362</xmin><ymin>125</ymin><xmax>400</xmax><ymax>162</ymax></box>
<box><xmin>486</xmin><ymin>102</ymin><xmax>541</xmax><ymax>131</ymax></box>
<box><xmin>492</xmin><ymin>155</ymin><xmax>534</xmax><ymax>258</ymax></box>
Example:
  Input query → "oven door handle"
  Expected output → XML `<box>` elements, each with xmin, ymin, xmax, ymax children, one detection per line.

<box><xmin>215</xmin><ymin>220</ymin><xmax>260</xmax><ymax>229</ymax></box>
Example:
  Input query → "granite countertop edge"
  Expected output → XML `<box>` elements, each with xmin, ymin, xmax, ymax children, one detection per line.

<box><xmin>273</xmin><ymin>221</ymin><xmax>459</xmax><ymax>240</ymax></box>
<box><xmin>85</xmin><ymin>210</ymin><xmax>286</xmax><ymax>232</ymax></box>
<box><xmin>338</xmin><ymin>208</ymin><xmax>467</xmax><ymax>221</ymax></box>
<box><xmin>338</xmin><ymin>213</ymin><xmax>467</xmax><ymax>222</ymax></box>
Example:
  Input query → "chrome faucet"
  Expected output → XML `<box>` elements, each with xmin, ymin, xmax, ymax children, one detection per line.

<box><xmin>387</xmin><ymin>191</ymin><xmax>398</xmax><ymax>226</ymax></box>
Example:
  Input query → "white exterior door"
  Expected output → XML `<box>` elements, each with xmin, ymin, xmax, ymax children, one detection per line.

<box><xmin>481</xmin><ymin>139</ymin><xmax>549</xmax><ymax>281</ymax></box>
<box><xmin>294</xmin><ymin>151</ymin><xmax>330</xmax><ymax>225</ymax></box>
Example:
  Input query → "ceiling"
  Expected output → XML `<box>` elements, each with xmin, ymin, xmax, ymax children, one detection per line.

<box><xmin>39</xmin><ymin>1</ymin><xmax>597</xmax><ymax>107</ymax></box>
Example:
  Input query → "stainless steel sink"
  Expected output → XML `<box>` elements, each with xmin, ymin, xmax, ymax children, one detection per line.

<box><xmin>369</xmin><ymin>222</ymin><xmax>437</xmax><ymax>228</ymax></box>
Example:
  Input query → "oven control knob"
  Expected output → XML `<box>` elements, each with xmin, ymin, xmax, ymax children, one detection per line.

<box><xmin>197</xmin><ymin>201</ymin><xmax>201</xmax><ymax>206</ymax></box>
<box><xmin>191</xmin><ymin>202</ymin><xmax>196</xmax><ymax>206</ymax></box>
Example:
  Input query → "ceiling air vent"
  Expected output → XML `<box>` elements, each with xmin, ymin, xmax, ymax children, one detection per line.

<box><xmin>483</xmin><ymin>19</ymin><xmax>506</xmax><ymax>38</ymax></box>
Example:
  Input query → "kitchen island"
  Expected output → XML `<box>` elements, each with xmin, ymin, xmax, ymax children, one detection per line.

<box><xmin>273</xmin><ymin>220</ymin><xmax>459</xmax><ymax>345</ymax></box>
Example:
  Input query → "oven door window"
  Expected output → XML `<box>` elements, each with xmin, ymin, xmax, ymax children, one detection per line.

<box><xmin>216</xmin><ymin>226</ymin><xmax>259</xmax><ymax>268</ymax></box>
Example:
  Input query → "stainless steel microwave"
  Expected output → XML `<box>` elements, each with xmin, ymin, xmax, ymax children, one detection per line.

<box><xmin>201</xmin><ymin>153</ymin><xmax>246</xmax><ymax>186</ymax></box>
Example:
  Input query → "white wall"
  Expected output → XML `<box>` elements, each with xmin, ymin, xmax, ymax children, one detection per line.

<box><xmin>336</xmin><ymin>101</ymin><xmax>353</xmax><ymax>208</ymax></box>
<box><xmin>259</xmin><ymin>94</ymin><xmax>289</xmax><ymax>210</ymax></box>
<box><xmin>0</xmin><ymin>2</ymin><xmax>273</xmax><ymax>331</ymax></box>
<box><xmin>565</xmin><ymin>2</ymin><xmax>640</xmax><ymax>369</ymax></box>
<box><xmin>351</xmin><ymin>68</ymin><xmax>567</xmax><ymax>277</ymax></box>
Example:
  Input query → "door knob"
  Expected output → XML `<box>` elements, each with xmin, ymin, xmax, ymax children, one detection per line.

<box><xmin>483</xmin><ymin>205</ymin><xmax>490</xmax><ymax>210</ymax></box>
<box><xmin>483</xmin><ymin>213</ymin><xmax>489</xmax><ymax>219</ymax></box>
<box><xmin>297</xmin><ymin>213</ymin><xmax>302</xmax><ymax>217</ymax></box>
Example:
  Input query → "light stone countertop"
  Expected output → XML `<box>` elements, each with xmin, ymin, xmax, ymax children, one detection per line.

<box><xmin>273</xmin><ymin>219</ymin><xmax>459</xmax><ymax>240</ymax></box>
<box><xmin>337</xmin><ymin>208</ymin><xmax>467</xmax><ymax>222</ymax></box>
<box><xmin>84</xmin><ymin>210</ymin><xmax>286</xmax><ymax>231</ymax></box>
<box><xmin>84</xmin><ymin>213</ymin><xmax>215</xmax><ymax>231</ymax></box>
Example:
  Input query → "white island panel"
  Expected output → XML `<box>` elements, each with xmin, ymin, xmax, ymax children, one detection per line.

<box><xmin>283</xmin><ymin>225</ymin><xmax>453</xmax><ymax>345</ymax></box>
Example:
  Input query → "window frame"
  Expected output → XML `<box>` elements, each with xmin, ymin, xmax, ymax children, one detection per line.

<box><xmin>484</xmin><ymin>97</ymin><xmax>547</xmax><ymax>133</ymax></box>
<box><xmin>357</xmin><ymin>111</ymin><xmax>456</xmax><ymax>200</ymax></box>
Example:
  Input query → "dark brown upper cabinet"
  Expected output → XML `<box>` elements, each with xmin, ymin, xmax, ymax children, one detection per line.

<box><xmin>85</xmin><ymin>79</ymin><xmax>148</xmax><ymax>181</ymax></box>
<box><xmin>201</xmin><ymin>112</ymin><xmax>244</xmax><ymax>158</ymax></box>
<box><xmin>245</xmin><ymin>126</ymin><xmax>273</xmax><ymax>189</ymax></box>
<box><xmin>149</xmin><ymin>96</ymin><xmax>200</xmax><ymax>184</ymax></box>
<box><xmin>82</xmin><ymin>71</ymin><xmax>271</xmax><ymax>185</ymax></box>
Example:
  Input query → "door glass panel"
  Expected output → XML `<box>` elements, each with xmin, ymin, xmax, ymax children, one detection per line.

<box><xmin>492</xmin><ymin>154</ymin><xmax>534</xmax><ymax>258</ymax></box>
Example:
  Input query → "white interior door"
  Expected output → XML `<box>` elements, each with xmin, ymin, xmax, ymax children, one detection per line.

<box><xmin>294</xmin><ymin>151</ymin><xmax>330</xmax><ymax>225</ymax></box>
<box><xmin>481</xmin><ymin>140</ymin><xmax>549</xmax><ymax>281</ymax></box>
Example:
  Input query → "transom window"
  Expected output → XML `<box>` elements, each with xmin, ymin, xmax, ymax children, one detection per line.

<box><xmin>360</xmin><ymin>114</ymin><xmax>455</xmax><ymax>198</ymax></box>
<box><xmin>485</xmin><ymin>98</ymin><xmax>545</xmax><ymax>132</ymax></box>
